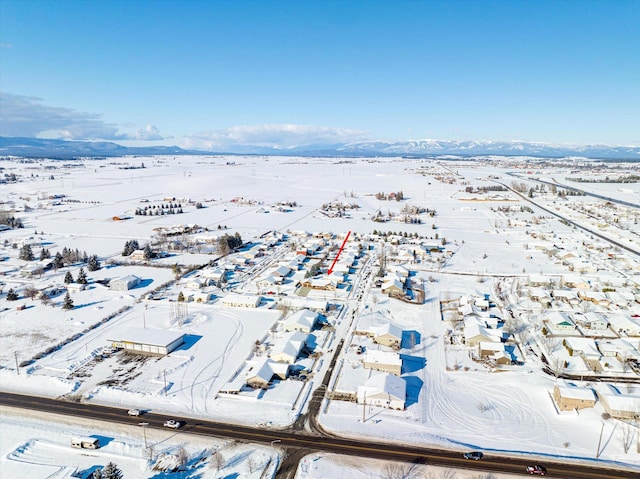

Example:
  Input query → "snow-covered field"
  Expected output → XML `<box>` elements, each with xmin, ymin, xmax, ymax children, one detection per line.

<box><xmin>1</xmin><ymin>155</ymin><xmax>639</xmax><ymax>477</ymax></box>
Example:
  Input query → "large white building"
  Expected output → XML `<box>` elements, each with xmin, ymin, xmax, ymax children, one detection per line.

<box><xmin>222</xmin><ymin>294</ymin><xmax>262</xmax><ymax>308</ymax></box>
<box><xmin>108</xmin><ymin>328</ymin><xmax>184</xmax><ymax>356</ymax></box>
<box><xmin>109</xmin><ymin>275</ymin><xmax>141</xmax><ymax>291</ymax></box>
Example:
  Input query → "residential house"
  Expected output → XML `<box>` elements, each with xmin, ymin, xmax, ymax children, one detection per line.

<box><xmin>607</xmin><ymin>314</ymin><xmax>640</xmax><ymax>337</ymax></box>
<box><xmin>283</xmin><ymin>309</ymin><xmax>318</xmax><ymax>333</ymax></box>
<box><xmin>245</xmin><ymin>358</ymin><xmax>289</xmax><ymax>388</ymax></box>
<box><xmin>362</xmin><ymin>349</ymin><xmax>402</xmax><ymax>376</ymax></box>
<box><xmin>268</xmin><ymin>331</ymin><xmax>308</xmax><ymax>364</ymax></box>
<box><xmin>357</xmin><ymin>373</ymin><xmax>406</xmax><ymax>410</ymax></box>
<box><xmin>464</xmin><ymin>317</ymin><xmax>500</xmax><ymax>346</ymax></box>
<box><xmin>552</xmin><ymin>383</ymin><xmax>596</xmax><ymax>411</ymax></box>
<box><xmin>370</xmin><ymin>323</ymin><xmax>403</xmax><ymax>349</ymax></box>
<box><xmin>478</xmin><ymin>341</ymin><xmax>510</xmax><ymax>364</ymax></box>
<box><xmin>545</xmin><ymin>311</ymin><xmax>576</xmax><ymax>333</ymax></box>
<box><xmin>583</xmin><ymin>312</ymin><xmax>608</xmax><ymax>330</ymax></box>
<box><xmin>596</xmin><ymin>389</ymin><xmax>640</xmax><ymax>419</ymax></box>
<box><xmin>381</xmin><ymin>278</ymin><xmax>404</xmax><ymax>296</ymax></box>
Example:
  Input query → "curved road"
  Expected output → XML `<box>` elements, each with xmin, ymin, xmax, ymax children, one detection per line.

<box><xmin>1</xmin><ymin>392</ymin><xmax>636</xmax><ymax>478</ymax></box>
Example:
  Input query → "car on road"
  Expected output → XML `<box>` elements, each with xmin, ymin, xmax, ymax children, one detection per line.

<box><xmin>463</xmin><ymin>451</ymin><xmax>483</xmax><ymax>460</ymax></box>
<box><xmin>127</xmin><ymin>409</ymin><xmax>142</xmax><ymax>416</ymax></box>
<box><xmin>163</xmin><ymin>419</ymin><xmax>182</xmax><ymax>429</ymax></box>
<box><xmin>526</xmin><ymin>465</ymin><xmax>547</xmax><ymax>475</ymax></box>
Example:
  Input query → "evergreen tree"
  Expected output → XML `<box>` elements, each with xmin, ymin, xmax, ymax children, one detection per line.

<box><xmin>64</xmin><ymin>271</ymin><xmax>74</xmax><ymax>284</ymax></box>
<box><xmin>100</xmin><ymin>462</ymin><xmax>123</xmax><ymax>479</ymax></box>
<box><xmin>143</xmin><ymin>244</ymin><xmax>154</xmax><ymax>260</ymax></box>
<box><xmin>87</xmin><ymin>254</ymin><xmax>101</xmax><ymax>271</ymax></box>
<box><xmin>53</xmin><ymin>252</ymin><xmax>64</xmax><ymax>269</ymax></box>
<box><xmin>19</xmin><ymin>244</ymin><xmax>34</xmax><ymax>261</ymax></box>
<box><xmin>177</xmin><ymin>291</ymin><xmax>185</xmax><ymax>302</ymax></box>
<box><xmin>77</xmin><ymin>267</ymin><xmax>88</xmax><ymax>285</ymax></box>
<box><xmin>6</xmin><ymin>288</ymin><xmax>19</xmax><ymax>301</ymax></box>
<box><xmin>122</xmin><ymin>239</ymin><xmax>140</xmax><ymax>256</ymax></box>
<box><xmin>62</xmin><ymin>292</ymin><xmax>74</xmax><ymax>309</ymax></box>
<box><xmin>40</xmin><ymin>248</ymin><xmax>51</xmax><ymax>260</ymax></box>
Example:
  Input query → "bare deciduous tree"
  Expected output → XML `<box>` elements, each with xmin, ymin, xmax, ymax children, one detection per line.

<box><xmin>175</xmin><ymin>446</ymin><xmax>188</xmax><ymax>467</ymax></box>
<box><xmin>24</xmin><ymin>286</ymin><xmax>39</xmax><ymax>300</ymax></box>
<box><xmin>621</xmin><ymin>423</ymin><xmax>634</xmax><ymax>454</ymax></box>
<box><xmin>380</xmin><ymin>462</ymin><xmax>420</xmax><ymax>479</ymax></box>
<box><xmin>246</xmin><ymin>455</ymin><xmax>260</xmax><ymax>474</ymax></box>
<box><xmin>209</xmin><ymin>450</ymin><xmax>225</xmax><ymax>472</ymax></box>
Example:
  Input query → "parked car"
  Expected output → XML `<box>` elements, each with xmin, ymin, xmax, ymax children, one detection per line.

<box><xmin>526</xmin><ymin>465</ymin><xmax>547</xmax><ymax>475</ymax></box>
<box><xmin>463</xmin><ymin>451</ymin><xmax>483</xmax><ymax>460</ymax></box>
<box><xmin>163</xmin><ymin>419</ymin><xmax>182</xmax><ymax>429</ymax></box>
<box><xmin>127</xmin><ymin>409</ymin><xmax>141</xmax><ymax>416</ymax></box>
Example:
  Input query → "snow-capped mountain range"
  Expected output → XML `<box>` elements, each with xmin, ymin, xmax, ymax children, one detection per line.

<box><xmin>1</xmin><ymin>136</ymin><xmax>638</xmax><ymax>160</ymax></box>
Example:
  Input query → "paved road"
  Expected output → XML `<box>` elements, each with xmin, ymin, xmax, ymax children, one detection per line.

<box><xmin>1</xmin><ymin>392</ymin><xmax>636</xmax><ymax>478</ymax></box>
<box><xmin>494</xmin><ymin>181</ymin><xmax>640</xmax><ymax>257</ymax></box>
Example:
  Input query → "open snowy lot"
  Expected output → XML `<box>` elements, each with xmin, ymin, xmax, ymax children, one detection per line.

<box><xmin>1</xmin><ymin>155</ymin><xmax>639</xmax><ymax>476</ymax></box>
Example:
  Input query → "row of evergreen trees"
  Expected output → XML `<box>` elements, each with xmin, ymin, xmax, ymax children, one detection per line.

<box><xmin>18</xmin><ymin>245</ymin><xmax>100</xmax><ymax>271</ymax></box>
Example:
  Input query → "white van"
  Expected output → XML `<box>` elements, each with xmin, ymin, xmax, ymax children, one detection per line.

<box><xmin>71</xmin><ymin>437</ymin><xmax>100</xmax><ymax>449</ymax></box>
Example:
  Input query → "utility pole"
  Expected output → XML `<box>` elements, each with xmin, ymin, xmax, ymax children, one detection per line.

<box><xmin>14</xmin><ymin>351</ymin><xmax>19</xmax><ymax>375</ymax></box>
<box><xmin>139</xmin><ymin>422</ymin><xmax>148</xmax><ymax>449</ymax></box>
<box><xmin>596</xmin><ymin>422</ymin><xmax>604</xmax><ymax>458</ymax></box>
<box><xmin>362</xmin><ymin>392</ymin><xmax>366</xmax><ymax>423</ymax></box>
<box><xmin>163</xmin><ymin>369</ymin><xmax>167</xmax><ymax>396</ymax></box>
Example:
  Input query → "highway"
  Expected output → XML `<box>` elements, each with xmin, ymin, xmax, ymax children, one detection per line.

<box><xmin>1</xmin><ymin>391</ymin><xmax>637</xmax><ymax>478</ymax></box>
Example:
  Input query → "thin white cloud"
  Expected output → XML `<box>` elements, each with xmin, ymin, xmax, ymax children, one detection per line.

<box><xmin>184</xmin><ymin>124</ymin><xmax>369</xmax><ymax>150</ymax></box>
<box><xmin>0</xmin><ymin>93</ymin><xmax>165</xmax><ymax>141</ymax></box>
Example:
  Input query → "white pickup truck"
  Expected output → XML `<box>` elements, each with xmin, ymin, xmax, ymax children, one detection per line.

<box><xmin>163</xmin><ymin>419</ymin><xmax>181</xmax><ymax>429</ymax></box>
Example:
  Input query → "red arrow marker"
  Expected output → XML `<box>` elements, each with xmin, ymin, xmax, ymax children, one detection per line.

<box><xmin>327</xmin><ymin>231</ymin><xmax>351</xmax><ymax>275</ymax></box>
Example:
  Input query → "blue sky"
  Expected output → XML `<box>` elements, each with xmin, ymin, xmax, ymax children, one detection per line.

<box><xmin>1</xmin><ymin>0</ymin><xmax>639</xmax><ymax>148</ymax></box>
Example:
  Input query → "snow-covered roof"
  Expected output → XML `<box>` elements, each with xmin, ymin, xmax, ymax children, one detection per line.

<box><xmin>357</xmin><ymin>372</ymin><xmax>406</xmax><ymax>402</ymax></box>
<box><xmin>555</xmin><ymin>384</ymin><xmax>595</xmax><ymax>401</ymax></box>
<box><xmin>363</xmin><ymin>349</ymin><xmax>402</xmax><ymax>367</ymax></box>
<box><xmin>108</xmin><ymin>328</ymin><xmax>184</xmax><ymax>347</ymax></box>
<box><xmin>370</xmin><ymin>323</ymin><xmax>402</xmax><ymax>340</ymax></box>
<box><xmin>284</xmin><ymin>309</ymin><xmax>317</xmax><ymax>330</ymax></box>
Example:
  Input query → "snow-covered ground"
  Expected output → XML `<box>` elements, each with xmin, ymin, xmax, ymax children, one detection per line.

<box><xmin>0</xmin><ymin>407</ymin><xmax>280</xmax><ymax>478</ymax></box>
<box><xmin>1</xmin><ymin>155</ymin><xmax>639</xmax><ymax>477</ymax></box>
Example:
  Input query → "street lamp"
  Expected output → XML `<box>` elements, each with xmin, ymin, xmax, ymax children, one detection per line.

<box><xmin>138</xmin><ymin>422</ymin><xmax>149</xmax><ymax>449</ymax></box>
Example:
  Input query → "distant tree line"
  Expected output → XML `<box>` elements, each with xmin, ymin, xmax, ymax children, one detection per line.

<box><xmin>567</xmin><ymin>174</ymin><xmax>639</xmax><ymax>184</ymax></box>
<box><xmin>134</xmin><ymin>202</ymin><xmax>183</xmax><ymax>216</ymax></box>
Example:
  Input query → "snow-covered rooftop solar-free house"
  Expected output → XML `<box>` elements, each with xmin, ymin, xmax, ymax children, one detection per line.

<box><xmin>269</xmin><ymin>331</ymin><xmax>308</xmax><ymax>364</ymax></box>
<box><xmin>357</xmin><ymin>372</ymin><xmax>406</xmax><ymax>410</ymax></box>
<box><xmin>553</xmin><ymin>383</ymin><xmax>596</xmax><ymax>412</ymax></box>
<box><xmin>362</xmin><ymin>349</ymin><xmax>402</xmax><ymax>376</ymax></box>
<box><xmin>109</xmin><ymin>274</ymin><xmax>141</xmax><ymax>291</ymax></box>
<box><xmin>283</xmin><ymin>309</ymin><xmax>318</xmax><ymax>333</ymax></box>
<box><xmin>108</xmin><ymin>328</ymin><xmax>184</xmax><ymax>356</ymax></box>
